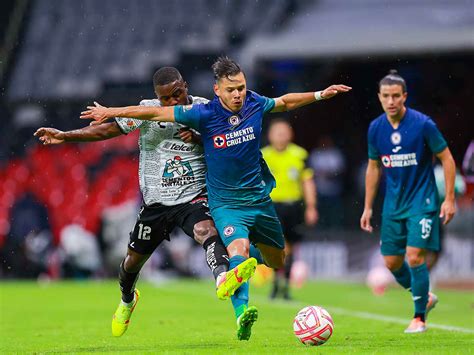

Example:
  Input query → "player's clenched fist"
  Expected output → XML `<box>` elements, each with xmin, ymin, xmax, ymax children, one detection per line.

<box><xmin>34</xmin><ymin>127</ymin><xmax>65</xmax><ymax>145</ymax></box>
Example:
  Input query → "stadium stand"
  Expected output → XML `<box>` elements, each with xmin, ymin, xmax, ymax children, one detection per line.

<box><xmin>8</xmin><ymin>0</ymin><xmax>295</xmax><ymax>101</ymax></box>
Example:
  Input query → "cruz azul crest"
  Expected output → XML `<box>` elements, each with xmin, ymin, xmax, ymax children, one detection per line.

<box><xmin>391</xmin><ymin>131</ymin><xmax>401</xmax><ymax>145</ymax></box>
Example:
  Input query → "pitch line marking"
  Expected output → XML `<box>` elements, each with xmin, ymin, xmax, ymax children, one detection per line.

<box><xmin>156</xmin><ymin>282</ymin><xmax>474</xmax><ymax>334</ymax></box>
<box><xmin>253</xmin><ymin>296</ymin><xmax>474</xmax><ymax>334</ymax></box>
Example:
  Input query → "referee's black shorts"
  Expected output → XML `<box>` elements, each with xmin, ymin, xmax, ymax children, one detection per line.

<box><xmin>273</xmin><ymin>201</ymin><xmax>304</xmax><ymax>244</ymax></box>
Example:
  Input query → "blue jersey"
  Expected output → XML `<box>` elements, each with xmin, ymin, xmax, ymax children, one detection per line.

<box><xmin>174</xmin><ymin>90</ymin><xmax>276</xmax><ymax>208</ymax></box>
<box><xmin>368</xmin><ymin>108</ymin><xmax>448</xmax><ymax>219</ymax></box>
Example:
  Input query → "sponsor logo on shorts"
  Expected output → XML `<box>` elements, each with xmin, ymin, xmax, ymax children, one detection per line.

<box><xmin>223</xmin><ymin>226</ymin><xmax>235</xmax><ymax>236</ymax></box>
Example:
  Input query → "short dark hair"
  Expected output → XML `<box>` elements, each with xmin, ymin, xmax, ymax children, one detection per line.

<box><xmin>212</xmin><ymin>56</ymin><xmax>243</xmax><ymax>81</ymax></box>
<box><xmin>379</xmin><ymin>69</ymin><xmax>407</xmax><ymax>92</ymax></box>
<box><xmin>153</xmin><ymin>67</ymin><xmax>183</xmax><ymax>87</ymax></box>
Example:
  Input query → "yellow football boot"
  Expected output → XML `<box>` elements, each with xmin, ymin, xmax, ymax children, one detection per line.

<box><xmin>216</xmin><ymin>258</ymin><xmax>257</xmax><ymax>300</ymax></box>
<box><xmin>111</xmin><ymin>289</ymin><xmax>140</xmax><ymax>337</ymax></box>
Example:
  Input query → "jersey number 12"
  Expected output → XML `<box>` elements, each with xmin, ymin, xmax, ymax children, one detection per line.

<box><xmin>138</xmin><ymin>223</ymin><xmax>151</xmax><ymax>240</ymax></box>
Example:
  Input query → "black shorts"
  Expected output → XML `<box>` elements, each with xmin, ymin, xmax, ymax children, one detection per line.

<box><xmin>128</xmin><ymin>195</ymin><xmax>212</xmax><ymax>255</ymax></box>
<box><xmin>274</xmin><ymin>201</ymin><xmax>304</xmax><ymax>243</ymax></box>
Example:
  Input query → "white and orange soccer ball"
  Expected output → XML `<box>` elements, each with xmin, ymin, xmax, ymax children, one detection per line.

<box><xmin>293</xmin><ymin>306</ymin><xmax>334</xmax><ymax>346</ymax></box>
<box><xmin>290</xmin><ymin>260</ymin><xmax>309</xmax><ymax>288</ymax></box>
<box><xmin>366</xmin><ymin>266</ymin><xmax>394</xmax><ymax>296</ymax></box>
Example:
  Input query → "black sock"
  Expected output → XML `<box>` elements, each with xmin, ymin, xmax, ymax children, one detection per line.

<box><xmin>414</xmin><ymin>313</ymin><xmax>426</xmax><ymax>322</ymax></box>
<box><xmin>284</xmin><ymin>253</ymin><xmax>294</xmax><ymax>281</ymax></box>
<box><xmin>119</xmin><ymin>261</ymin><xmax>139</xmax><ymax>303</ymax></box>
<box><xmin>203</xmin><ymin>235</ymin><xmax>229</xmax><ymax>280</ymax></box>
<box><xmin>271</xmin><ymin>274</ymin><xmax>280</xmax><ymax>298</ymax></box>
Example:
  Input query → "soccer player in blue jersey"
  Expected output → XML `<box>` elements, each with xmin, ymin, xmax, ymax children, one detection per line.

<box><xmin>35</xmin><ymin>67</ymin><xmax>257</xmax><ymax>337</ymax></box>
<box><xmin>81</xmin><ymin>57</ymin><xmax>351</xmax><ymax>340</ymax></box>
<box><xmin>360</xmin><ymin>70</ymin><xmax>456</xmax><ymax>333</ymax></box>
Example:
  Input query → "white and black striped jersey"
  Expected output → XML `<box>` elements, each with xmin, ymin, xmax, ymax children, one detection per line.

<box><xmin>115</xmin><ymin>96</ymin><xmax>208</xmax><ymax>206</ymax></box>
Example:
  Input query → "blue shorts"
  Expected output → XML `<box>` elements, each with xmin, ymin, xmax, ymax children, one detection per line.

<box><xmin>211</xmin><ymin>200</ymin><xmax>285</xmax><ymax>249</ymax></box>
<box><xmin>380</xmin><ymin>212</ymin><xmax>440</xmax><ymax>256</ymax></box>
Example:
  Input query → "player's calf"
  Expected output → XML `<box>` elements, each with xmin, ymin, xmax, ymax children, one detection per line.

<box><xmin>202</xmin><ymin>235</ymin><xmax>230</xmax><ymax>280</ymax></box>
<box><xmin>256</xmin><ymin>243</ymin><xmax>285</xmax><ymax>269</ymax></box>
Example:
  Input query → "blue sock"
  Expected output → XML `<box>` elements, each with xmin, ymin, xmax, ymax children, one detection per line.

<box><xmin>249</xmin><ymin>245</ymin><xmax>265</xmax><ymax>265</ymax></box>
<box><xmin>229</xmin><ymin>255</ymin><xmax>250</xmax><ymax>318</ymax></box>
<box><xmin>391</xmin><ymin>261</ymin><xmax>412</xmax><ymax>290</ymax></box>
<box><xmin>410</xmin><ymin>263</ymin><xmax>429</xmax><ymax>318</ymax></box>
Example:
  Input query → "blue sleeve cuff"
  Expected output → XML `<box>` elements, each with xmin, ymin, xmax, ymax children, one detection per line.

<box><xmin>432</xmin><ymin>141</ymin><xmax>448</xmax><ymax>154</ymax></box>
<box><xmin>263</xmin><ymin>98</ymin><xmax>275</xmax><ymax>113</ymax></box>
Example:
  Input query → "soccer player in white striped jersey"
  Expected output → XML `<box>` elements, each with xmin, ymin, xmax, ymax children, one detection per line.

<box><xmin>34</xmin><ymin>67</ymin><xmax>256</xmax><ymax>337</ymax></box>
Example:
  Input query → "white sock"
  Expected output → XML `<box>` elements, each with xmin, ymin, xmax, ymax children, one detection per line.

<box><xmin>121</xmin><ymin>293</ymin><xmax>136</xmax><ymax>307</ymax></box>
<box><xmin>216</xmin><ymin>272</ymin><xmax>226</xmax><ymax>287</ymax></box>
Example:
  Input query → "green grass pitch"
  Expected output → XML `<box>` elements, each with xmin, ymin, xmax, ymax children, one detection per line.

<box><xmin>1</xmin><ymin>279</ymin><xmax>472</xmax><ymax>354</ymax></box>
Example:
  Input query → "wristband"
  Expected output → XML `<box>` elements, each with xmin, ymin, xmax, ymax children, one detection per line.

<box><xmin>314</xmin><ymin>91</ymin><xmax>324</xmax><ymax>101</ymax></box>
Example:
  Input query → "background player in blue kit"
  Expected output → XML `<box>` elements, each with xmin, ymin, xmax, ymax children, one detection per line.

<box><xmin>360</xmin><ymin>70</ymin><xmax>456</xmax><ymax>334</ymax></box>
<box><xmin>81</xmin><ymin>57</ymin><xmax>351</xmax><ymax>340</ymax></box>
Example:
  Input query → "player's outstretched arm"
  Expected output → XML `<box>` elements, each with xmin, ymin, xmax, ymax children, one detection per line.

<box><xmin>271</xmin><ymin>84</ymin><xmax>352</xmax><ymax>112</ymax></box>
<box><xmin>436</xmin><ymin>147</ymin><xmax>456</xmax><ymax>224</ymax></box>
<box><xmin>80</xmin><ymin>101</ymin><xmax>175</xmax><ymax>125</ymax></box>
<box><xmin>34</xmin><ymin>122</ymin><xmax>123</xmax><ymax>145</ymax></box>
<box><xmin>360</xmin><ymin>159</ymin><xmax>382</xmax><ymax>233</ymax></box>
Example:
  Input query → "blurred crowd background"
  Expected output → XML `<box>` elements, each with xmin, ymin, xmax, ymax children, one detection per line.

<box><xmin>0</xmin><ymin>0</ymin><xmax>472</xmax><ymax>287</ymax></box>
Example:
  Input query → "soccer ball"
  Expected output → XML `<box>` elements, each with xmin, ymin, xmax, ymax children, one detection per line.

<box><xmin>293</xmin><ymin>306</ymin><xmax>334</xmax><ymax>346</ymax></box>
<box><xmin>290</xmin><ymin>260</ymin><xmax>309</xmax><ymax>288</ymax></box>
<box><xmin>366</xmin><ymin>266</ymin><xmax>394</xmax><ymax>296</ymax></box>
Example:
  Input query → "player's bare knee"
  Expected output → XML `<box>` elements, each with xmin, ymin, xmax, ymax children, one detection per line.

<box><xmin>227</xmin><ymin>239</ymin><xmax>250</xmax><ymax>258</ymax></box>
<box><xmin>383</xmin><ymin>256</ymin><xmax>404</xmax><ymax>272</ymax></box>
<box><xmin>406</xmin><ymin>253</ymin><xmax>425</xmax><ymax>267</ymax></box>
<box><xmin>123</xmin><ymin>257</ymin><xmax>139</xmax><ymax>273</ymax></box>
<box><xmin>193</xmin><ymin>224</ymin><xmax>213</xmax><ymax>245</ymax></box>
<box><xmin>237</xmin><ymin>245</ymin><xmax>250</xmax><ymax>258</ymax></box>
